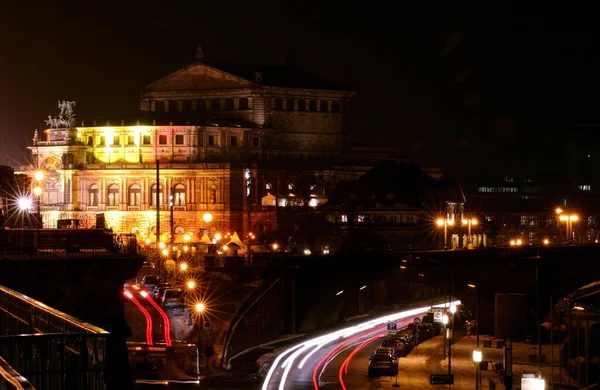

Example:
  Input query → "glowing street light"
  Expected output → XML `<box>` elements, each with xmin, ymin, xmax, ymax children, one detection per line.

<box><xmin>179</xmin><ymin>262</ymin><xmax>188</xmax><ymax>271</ymax></box>
<box><xmin>186</xmin><ymin>280</ymin><xmax>196</xmax><ymax>290</ymax></box>
<box><xmin>559</xmin><ymin>214</ymin><xmax>579</xmax><ymax>241</ymax></box>
<box><xmin>194</xmin><ymin>302</ymin><xmax>205</xmax><ymax>313</ymax></box>
<box><xmin>462</xmin><ymin>217</ymin><xmax>478</xmax><ymax>248</ymax></box>
<box><xmin>543</xmin><ymin>238</ymin><xmax>550</xmax><ymax>245</ymax></box>
<box><xmin>436</xmin><ymin>218</ymin><xmax>455</xmax><ymax>249</ymax></box>
<box><xmin>34</xmin><ymin>171</ymin><xmax>44</xmax><ymax>181</ymax></box>
<box><xmin>17</xmin><ymin>196</ymin><xmax>33</xmax><ymax>211</ymax></box>
<box><xmin>272</xmin><ymin>243</ymin><xmax>279</xmax><ymax>251</ymax></box>
<box><xmin>203</xmin><ymin>213</ymin><xmax>213</xmax><ymax>223</ymax></box>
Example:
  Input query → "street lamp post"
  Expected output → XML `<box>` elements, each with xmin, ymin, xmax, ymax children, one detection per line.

<box><xmin>436</xmin><ymin>218</ymin><xmax>455</xmax><ymax>249</ymax></box>
<box><xmin>462</xmin><ymin>217</ymin><xmax>478</xmax><ymax>249</ymax></box>
<box><xmin>468</xmin><ymin>283</ymin><xmax>481</xmax><ymax>390</ymax></box>
<box><xmin>559</xmin><ymin>214</ymin><xmax>578</xmax><ymax>242</ymax></box>
<box><xmin>194</xmin><ymin>302</ymin><xmax>205</xmax><ymax>382</ymax></box>
<box><xmin>33</xmin><ymin>185</ymin><xmax>42</xmax><ymax>250</ymax></box>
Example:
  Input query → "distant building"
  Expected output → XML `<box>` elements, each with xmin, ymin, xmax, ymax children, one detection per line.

<box><xmin>22</xmin><ymin>60</ymin><xmax>397</xmax><ymax>243</ymax></box>
<box><xmin>320</xmin><ymin>161</ymin><xmax>468</xmax><ymax>251</ymax></box>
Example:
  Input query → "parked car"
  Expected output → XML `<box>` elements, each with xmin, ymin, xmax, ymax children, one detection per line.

<box><xmin>161</xmin><ymin>288</ymin><xmax>184</xmax><ymax>308</ymax></box>
<box><xmin>368</xmin><ymin>353</ymin><xmax>398</xmax><ymax>377</ymax></box>
<box><xmin>141</xmin><ymin>276</ymin><xmax>161</xmax><ymax>292</ymax></box>
<box><xmin>153</xmin><ymin>283</ymin><xmax>173</xmax><ymax>299</ymax></box>
<box><xmin>372</xmin><ymin>347</ymin><xmax>398</xmax><ymax>360</ymax></box>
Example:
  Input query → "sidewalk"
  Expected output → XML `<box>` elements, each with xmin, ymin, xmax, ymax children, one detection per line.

<box><xmin>397</xmin><ymin>334</ymin><xmax>580</xmax><ymax>389</ymax></box>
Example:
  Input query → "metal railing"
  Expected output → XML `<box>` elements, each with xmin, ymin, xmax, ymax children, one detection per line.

<box><xmin>0</xmin><ymin>356</ymin><xmax>34</xmax><ymax>390</ymax></box>
<box><xmin>0</xmin><ymin>285</ymin><xmax>109</xmax><ymax>390</ymax></box>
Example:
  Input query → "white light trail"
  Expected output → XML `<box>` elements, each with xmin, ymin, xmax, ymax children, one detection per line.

<box><xmin>263</xmin><ymin>299</ymin><xmax>461</xmax><ymax>389</ymax></box>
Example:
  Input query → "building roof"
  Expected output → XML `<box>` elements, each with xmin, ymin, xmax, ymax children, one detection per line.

<box><xmin>80</xmin><ymin>110</ymin><xmax>257</xmax><ymax>128</ymax></box>
<box><xmin>142</xmin><ymin>61</ymin><xmax>352</xmax><ymax>93</ymax></box>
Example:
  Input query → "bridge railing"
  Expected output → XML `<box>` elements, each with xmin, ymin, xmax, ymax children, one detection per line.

<box><xmin>0</xmin><ymin>285</ymin><xmax>109</xmax><ymax>390</ymax></box>
<box><xmin>0</xmin><ymin>356</ymin><xmax>34</xmax><ymax>390</ymax></box>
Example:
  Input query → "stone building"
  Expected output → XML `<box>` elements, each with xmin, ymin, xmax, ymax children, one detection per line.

<box><xmin>23</xmin><ymin>59</ymin><xmax>396</xmax><ymax>243</ymax></box>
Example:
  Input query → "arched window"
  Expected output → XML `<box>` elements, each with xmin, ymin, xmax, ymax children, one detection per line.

<box><xmin>173</xmin><ymin>184</ymin><xmax>186</xmax><ymax>206</ymax></box>
<box><xmin>128</xmin><ymin>184</ymin><xmax>141</xmax><ymax>206</ymax></box>
<box><xmin>175</xmin><ymin>226</ymin><xmax>185</xmax><ymax>234</ymax></box>
<box><xmin>89</xmin><ymin>184</ymin><xmax>99</xmax><ymax>206</ymax></box>
<box><xmin>151</xmin><ymin>184</ymin><xmax>164</xmax><ymax>207</ymax></box>
<box><xmin>288</xmin><ymin>183</ymin><xmax>294</xmax><ymax>192</ymax></box>
<box><xmin>107</xmin><ymin>184</ymin><xmax>119</xmax><ymax>206</ymax></box>
<box><xmin>130</xmin><ymin>226</ymin><xmax>139</xmax><ymax>235</ymax></box>
<box><xmin>265</xmin><ymin>183</ymin><xmax>272</xmax><ymax>192</ymax></box>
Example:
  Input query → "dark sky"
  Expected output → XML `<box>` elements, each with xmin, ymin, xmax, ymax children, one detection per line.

<box><xmin>1</xmin><ymin>1</ymin><xmax>599</xmax><ymax>178</ymax></box>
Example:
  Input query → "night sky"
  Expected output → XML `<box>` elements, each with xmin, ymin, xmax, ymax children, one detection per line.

<box><xmin>1</xmin><ymin>2</ymin><xmax>599</xmax><ymax>179</ymax></box>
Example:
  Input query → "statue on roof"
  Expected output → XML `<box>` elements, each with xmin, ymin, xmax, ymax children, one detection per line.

<box><xmin>254</xmin><ymin>71</ymin><xmax>263</xmax><ymax>85</ymax></box>
<box><xmin>196</xmin><ymin>44</ymin><xmax>204</xmax><ymax>61</ymax></box>
<box><xmin>45</xmin><ymin>101</ymin><xmax>76</xmax><ymax>129</ymax></box>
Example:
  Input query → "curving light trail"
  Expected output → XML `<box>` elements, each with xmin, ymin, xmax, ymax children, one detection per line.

<box><xmin>140</xmin><ymin>290</ymin><xmax>172</xmax><ymax>346</ymax></box>
<box><xmin>124</xmin><ymin>290</ymin><xmax>154</xmax><ymax>345</ymax></box>
<box><xmin>262</xmin><ymin>299</ymin><xmax>461</xmax><ymax>390</ymax></box>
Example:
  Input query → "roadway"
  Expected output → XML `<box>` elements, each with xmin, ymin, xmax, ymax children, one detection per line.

<box><xmin>263</xmin><ymin>300</ymin><xmax>459</xmax><ymax>390</ymax></box>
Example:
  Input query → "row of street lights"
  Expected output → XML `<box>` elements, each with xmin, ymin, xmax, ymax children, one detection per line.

<box><xmin>436</xmin><ymin>217</ymin><xmax>478</xmax><ymax>249</ymax></box>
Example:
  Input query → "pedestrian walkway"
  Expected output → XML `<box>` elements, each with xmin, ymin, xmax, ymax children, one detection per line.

<box><xmin>394</xmin><ymin>334</ymin><xmax>581</xmax><ymax>389</ymax></box>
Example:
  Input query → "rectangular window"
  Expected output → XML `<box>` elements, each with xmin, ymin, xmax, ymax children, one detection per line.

<box><xmin>197</xmin><ymin>99</ymin><xmax>207</xmax><ymax>111</ymax></box>
<box><xmin>239</xmin><ymin>98</ymin><xmax>249</xmax><ymax>110</ymax></box>
<box><xmin>252</xmin><ymin>137</ymin><xmax>260</xmax><ymax>147</ymax></box>
<box><xmin>520</xmin><ymin>216</ymin><xmax>538</xmax><ymax>227</ymax></box>
<box><xmin>319</xmin><ymin>101</ymin><xmax>328</xmax><ymax>112</ymax></box>
<box><xmin>274</xmin><ymin>98</ymin><xmax>283</xmax><ymax>110</ymax></box>
<box><xmin>87</xmin><ymin>136</ymin><xmax>93</xmax><ymax>146</ymax></box>
<box><xmin>230</xmin><ymin>136</ymin><xmax>237</xmax><ymax>147</ymax></box>
<box><xmin>99</xmin><ymin>136</ymin><xmax>105</xmax><ymax>146</ymax></box>
<box><xmin>286</xmin><ymin>99</ymin><xmax>295</xmax><ymax>111</ymax></box>
<box><xmin>142</xmin><ymin>135</ymin><xmax>151</xmax><ymax>145</ymax></box>
<box><xmin>211</xmin><ymin>99</ymin><xmax>220</xmax><ymax>111</ymax></box>
<box><xmin>309</xmin><ymin>100</ymin><xmax>317</xmax><ymax>112</ymax></box>
<box><xmin>341</xmin><ymin>215</ymin><xmax>348</xmax><ymax>223</ymax></box>
<box><xmin>183</xmin><ymin>100</ymin><xmax>192</xmax><ymax>111</ymax></box>
<box><xmin>112</xmin><ymin>136</ymin><xmax>120</xmax><ymax>146</ymax></box>
<box><xmin>175</xmin><ymin>134</ymin><xmax>184</xmax><ymax>145</ymax></box>
<box><xmin>297</xmin><ymin>99</ymin><xmax>306</xmax><ymax>111</ymax></box>
<box><xmin>224</xmin><ymin>98</ymin><xmax>234</xmax><ymax>110</ymax></box>
<box><xmin>331</xmin><ymin>101</ymin><xmax>341</xmax><ymax>112</ymax></box>
<box><xmin>357</xmin><ymin>215</ymin><xmax>365</xmax><ymax>223</ymax></box>
<box><xmin>208</xmin><ymin>135</ymin><xmax>215</xmax><ymax>146</ymax></box>
<box><xmin>127</xmin><ymin>135</ymin><xmax>135</xmax><ymax>145</ymax></box>
<box><xmin>159</xmin><ymin>135</ymin><xmax>167</xmax><ymax>145</ymax></box>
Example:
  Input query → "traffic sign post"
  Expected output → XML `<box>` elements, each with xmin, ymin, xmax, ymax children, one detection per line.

<box><xmin>387</xmin><ymin>322</ymin><xmax>398</xmax><ymax>334</ymax></box>
<box><xmin>430</xmin><ymin>374</ymin><xmax>454</xmax><ymax>385</ymax></box>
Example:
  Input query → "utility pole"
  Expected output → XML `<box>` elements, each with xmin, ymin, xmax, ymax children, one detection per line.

<box><xmin>156</xmin><ymin>159</ymin><xmax>160</xmax><ymax>248</ymax></box>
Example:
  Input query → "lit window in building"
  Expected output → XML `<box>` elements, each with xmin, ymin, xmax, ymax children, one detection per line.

<box><xmin>385</xmin><ymin>192</ymin><xmax>395</xmax><ymax>200</ymax></box>
<box><xmin>112</xmin><ymin>136</ymin><xmax>120</xmax><ymax>146</ymax></box>
<box><xmin>239</xmin><ymin>98</ymin><xmax>249</xmax><ymax>110</ymax></box>
<box><xmin>265</xmin><ymin>183</ymin><xmax>272</xmax><ymax>192</ymax></box>
<box><xmin>579</xmin><ymin>184</ymin><xmax>591</xmax><ymax>191</ymax></box>
<box><xmin>159</xmin><ymin>135</ymin><xmax>167</xmax><ymax>145</ymax></box>
<box><xmin>87</xmin><ymin>136</ymin><xmax>93</xmax><ymax>146</ymax></box>
<box><xmin>341</xmin><ymin>215</ymin><xmax>348</xmax><ymax>223</ymax></box>
<box><xmin>107</xmin><ymin>184</ymin><xmax>120</xmax><ymax>206</ymax></box>
<box><xmin>210</xmin><ymin>185</ymin><xmax>217</xmax><ymax>204</ymax></box>
<box><xmin>99</xmin><ymin>136</ymin><xmax>105</xmax><ymax>146</ymax></box>
<box><xmin>128</xmin><ymin>184</ymin><xmax>141</xmax><ymax>206</ymax></box>
<box><xmin>230</xmin><ymin>136</ymin><xmax>238</xmax><ymax>147</ymax></box>
<box><xmin>309</xmin><ymin>198</ymin><xmax>318</xmax><ymax>208</ymax></box>
<box><xmin>173</xmin><ymin>184</ymin><xmax>186</xmax><ymax>206</ymax></box>
<box><xmin>142</xmin><ymin>135</ymin><xmax>151</xmax><ymax>145</ymax></box>
<box><xmin>262</xmin><ymin>194</ymin><xmax>276</xmax><ymax>206</ymax></box>
<box><xmin>89</xmin><ymin>184</ymin><xmax>99</xmax><ymax>206</ymax></box>
<box><xmin>358</xmin><ymin>215</ymin><xmax>365</xmax><ymax>223</ymax></box>
<box><xmin>278</xmin><ymin>198</ymin><xmax>287</xmax><ymax>207</ymax></box>
<box><xmin>520</xmin><ymin>215</ymin><xmax>538</xmax><ymax>227</ymax></box>
<box><xmin>150</xmin><ymin>184</ymin><xmax>164</xmax><ymax>207</ymax></box>
<box><xmin>127</xmin><ymin>135</ymin><xmax>135</xmax><ymax>145</ymax></box>
<box><xmin>175</xmin><ymin>134</ymin><xmax>184</xmax><ymax>145</ymax></box>
<box><xmin>288</xmin><ymin>183</ymin><xmax>294</xmax><ymax>192</ymax></box>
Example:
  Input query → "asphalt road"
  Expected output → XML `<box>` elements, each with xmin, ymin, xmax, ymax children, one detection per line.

<box><xmin>263</xmin><ymin>301</ymin><xmax>456</xmax><ymax>390</ymax></box>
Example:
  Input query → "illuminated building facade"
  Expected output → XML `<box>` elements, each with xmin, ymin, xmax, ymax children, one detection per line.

<box><xmin>24</xmin><ymin>60</ymin><xmax>390</xmax><ymax>241</ymax></box>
